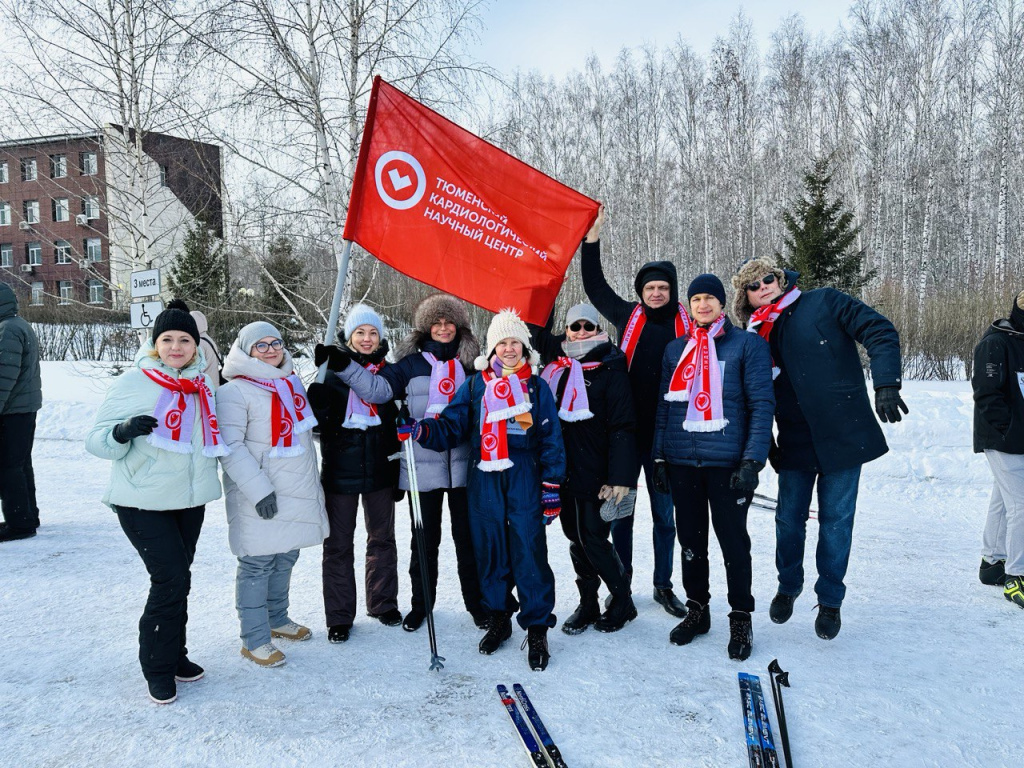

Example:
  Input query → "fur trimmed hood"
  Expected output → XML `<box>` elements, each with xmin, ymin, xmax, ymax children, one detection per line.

<box><xmin>730</xmin><ymin>257</ymin><xmax>790</xmax><ymax>325</ymax></box>
<box><xmin>395</xmin><ymin>293</ymin><xmax>480</xmax><ymax>369</ymax></box>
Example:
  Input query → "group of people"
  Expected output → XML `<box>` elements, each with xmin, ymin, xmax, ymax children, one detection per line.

<box><xmin>3</xmin><ymin>203</ymin><xmax>1022</xmax><ymax>707</ymax></box>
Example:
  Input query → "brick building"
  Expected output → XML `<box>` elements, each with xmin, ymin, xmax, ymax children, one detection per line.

<box><xmin>0</xmin><ymin>126</ymin><xmax>222</xmax><ymax>311</ymax></box>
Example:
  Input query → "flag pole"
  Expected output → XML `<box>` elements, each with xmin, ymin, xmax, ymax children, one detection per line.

<box><xmin>315</xmin><ymin>239</ymin><xmax>353</xmax><ymax>384</ymax></box>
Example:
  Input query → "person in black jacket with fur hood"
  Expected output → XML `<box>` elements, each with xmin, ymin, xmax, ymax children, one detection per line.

<box><xmin>531</xmin><ymin>303</ymin><xmax>639</xmax><ymax>635</ymax></box>
<box><xmin>972</xmin><ymin>289</ymin><xmax>1024</xmax><ymax>608</ymax></box>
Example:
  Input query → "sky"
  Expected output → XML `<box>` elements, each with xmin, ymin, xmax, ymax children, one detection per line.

<box><xmin>471</xmin><ymin>0</ymin><xmax>854</xmax><ymax>78</ymax></box>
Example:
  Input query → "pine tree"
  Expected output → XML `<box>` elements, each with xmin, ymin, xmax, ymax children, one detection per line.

<box><xmin>167</xmin><ymin>216</ymin><xmax>227</xmax><ymax>308</ymax></box>
<box><xmin>259</xmin><ymin>235</ymin><xmax>309</xmax><ymax>347</ymax></box>
<box><xmin>777</xmin><ymin>157</ymin><xmax>874</xmax><ymax>296</ymax></box>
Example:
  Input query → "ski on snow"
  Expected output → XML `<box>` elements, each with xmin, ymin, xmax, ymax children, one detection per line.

<box><xmin>496</xmin><ymin>684</ymin><xmax>568</xmax><ymax>767</ymax></box>
<box><xmin>748</xmin><ymin>674</ymin><xmax>780</xmax><ymax>768</ymax></box>
<box><xmin>740</xmin><ymin>673</ymin><xmax>781</xmax><ymax>768</ymax></box>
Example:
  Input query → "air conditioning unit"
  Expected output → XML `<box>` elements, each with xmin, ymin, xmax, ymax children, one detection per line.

<box><xmin>20</xmin><ymin>263</ymin><xmax>33</xmax><ymax>273</ymax></box>
<box><xmin>79</xmin><ymin>259</ymin><xmax>91</xmax><ymax>270</ymax></box>
<box><xmin>76</xmin><ymin>214</ymin><xmax>89</xmax><ymax>226</ymax></box>
<box><xmin>19</xmin><ymin>221</ymin><xmax>32</xmax><ymax>230</ymax></box>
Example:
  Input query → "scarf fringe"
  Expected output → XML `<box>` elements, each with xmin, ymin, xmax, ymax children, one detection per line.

<box><xmin>147</xmin><ymin>433</ymin><xmax>197</xmax><ymax>455</ymax></box>
<box><xmin>478</xmin><ymin>457</ymin><xmax>515</xmax><ymax>472</ymax></box>
<box><xmin>485</xmin><ymin>401</ymin><xmax>532</xmax><ymax>423</ymax></box>
<box><xmin>683</xmin><ymin>418</ymin><xmax>730</xmax><ymax>433</ymax></box>
<box><xmin>342</xmin><ymin>413</ymin><xmax>381</xmax><ymax>430</ymax></box>
<box><xmin>292</xmin><ymin>417</ymin><xmax>317</xmax><ymax>435</ymax></box>
<box><xmin>203</xmin><ymin>443</ymin><xmax>231</xmax><ymax>458</ymax></box>
<box><xmin>268</xmin><ymin>445</ymin><xmax>306</xmax><ymax>459</ymax></box>
<box><xmin>425</xmin><ymin>403</ymin><xmax>446</xmax><ymax>415</ymax></box>
<box><xmin>558</xmin><ymin>408</ymin><xmax>593</xmax><ymax>422</ymax></box>
<box><xmin>663</xmin><ymin>390</ymin><xmax>690</xmax><ymax>403</ymax></box>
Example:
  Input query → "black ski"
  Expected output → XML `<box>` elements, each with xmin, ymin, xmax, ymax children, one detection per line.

<box><xmin>513</xmin><ymin>683</ymin><xmax>568</xmax><ymax>768</ymax></box>
<box><xmin>497</xmin><ymin>684</ymin><xmax>547</xmax><ymax>767</ymax></box>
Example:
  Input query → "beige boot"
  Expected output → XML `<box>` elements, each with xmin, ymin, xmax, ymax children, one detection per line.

<box><xmin>241</xmin><ymin>643</ymin><xmax>286</xmax><ymax>667</ymax></box>
<box><xmin>271</xmin><ymin>621</ymin><xmax>312</xmax><ymax>641</ymax></box>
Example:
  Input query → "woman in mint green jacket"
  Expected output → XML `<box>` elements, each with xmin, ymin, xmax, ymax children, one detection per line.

<box><xmin>86</xmin><ymin>306</ymin><xmax>224</xmax><ymax>705</ymax></box>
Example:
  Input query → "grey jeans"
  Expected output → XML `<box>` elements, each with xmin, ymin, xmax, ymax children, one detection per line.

<box><xmin>983</xmin><ymin>450</ymin><xmax>1024</xmax><ymax>576</ymax></box>
<box><xmin>236</xmin><ymin>549</ymin><xmax>300</xmax><ymax>650</ymax></box>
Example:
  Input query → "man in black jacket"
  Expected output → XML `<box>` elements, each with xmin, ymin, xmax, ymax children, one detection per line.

<box><xmin>0</xmin><ymin>282</ymin><xmax>42</xmax><ymax>543</ymax></box>
<box><xmin>732</xmin><ymin>258</ymin><xmax>906</xmax><ymax>639</ymax></box>
<box><xmin>972</xmin><ymin>290</ymin><xmax>1024</xmax><ymax>608</ymax></box>
<box><xmin>581</xmin><ymin>209</ymin><xmax>691</xmax><ymax>618</ymax></box>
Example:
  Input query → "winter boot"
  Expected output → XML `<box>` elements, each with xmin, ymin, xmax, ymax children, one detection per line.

<box><xmin>470</xmin><ymin>609</ymin><xmax>490</xmax><ymax>630</ymax></box>
<box><xmin>523</xmin><ymin>626</ymin><xmax>550</xmax><ymax>671</ymax></box>
<box><xmin>271</xmin><ymin>621</ymin><xmax>312</xmax><ymax>641</ymax></box>
<box><xmin>0</xmin><ymin>523</ymin><xmax>36</xmax><ymax>543</ymax></box>
<box><xmin>654</xmin><ymin>587</ymin><xmax>688</xmax><ymax>618</ymax></box>
<box><xmin>479</xmin><ymin>611</ymin><xmax>513</xmax><ymax>655</ymax></box>
<box><xmin>595</xmin><ymin>594</ymin><xmax>638</xmax><ymax>633</ymax></box>
<box><xmin>1005</xmin><ymin>575</ymin><xmax>1024</xmax><ymax>609</ymax></box>
<box><xmin>669</xmin><ymin>600</ymin><xmax>711</xmax><ymax>646</ymax></box>
<box><xmin>369</xmin><ymin>608</ymin><xmax>403</xmax><ymax>627</ymax></box>
<box><xmin>561</xmin><ymin>583</ymin><xmax>601</xmax><ymax>635</ymax></box>
<box><xmin>147</xmin><ymin>677</ymin><xmax>177</xmax><ymax>705</ymax></box>
<box><xmin>815</xmin><ymin>605</ymin><xmax>842</xmax><ymax>640</ymax></box>
<box><xmin>328</xmin><ymin>624</ymin><xmax>351</xmax><ymax>643</ymax></box>
<box><xmin>769</xmin><ymin>592</ymin><xmax>797</xmax><ymax>624</ymax></box>
<box><xmin>241</xmin><ymin>642</ymin><xmax>286</xmax><ymax>667</ymax></box>
<box><xmin>727</xmin><ymin>611</ymin><xmax>753</xmax><ymax>660</ymax></box>
<box><xmin>174</xmin><ymin>657</ymin><xmax>205</xmax><ymax>683</ymax></box>
<box><xmin>402</xmin><ymin>609</ymin><xmax>426</xmax><ymax>632</ymax></box>
<box><xmin>980</xmin><ymin>558</ymin><xmax>1007</xmax><ymax>586</ymax></box>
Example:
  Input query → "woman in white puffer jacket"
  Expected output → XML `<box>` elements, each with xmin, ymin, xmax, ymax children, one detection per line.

<box><xmin>216</xmin><ymin>321</ymin><xmax>328</xmax><ymax>668</ymax></box>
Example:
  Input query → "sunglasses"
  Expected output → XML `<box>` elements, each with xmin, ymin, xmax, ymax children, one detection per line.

<box><xmin>568</xmin><ymin>321</ymin><xmax>597</xmax><ymax>332</ymax></box>
<box><xmin>253</xmin><ymin>339</ymin><xmax>284</xmax><ymax>353</ymax></box>
<box><xmin>744</xmin><ymin>273</ymin><xmax>777</xmax><ymax>292</ymax></box>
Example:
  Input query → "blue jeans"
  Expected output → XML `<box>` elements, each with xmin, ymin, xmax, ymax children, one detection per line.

<box><xmin>776</xmin><ymin>466</ymin><xmax>861</xmax><ymax>608</ymax></box>
<box><xmin>610</xmin><ymin>449</ymin><xmax>676</xmax><ymax>590</ymax></box>
<box><xmin>236</xmin><ymin>550</ymin><xmax>300</xmax><ymax>650</ymax></box>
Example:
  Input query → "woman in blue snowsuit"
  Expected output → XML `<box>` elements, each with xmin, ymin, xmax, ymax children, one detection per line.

<box><xmin>412</xmin><ymin>309</ymin><xmax>566</xmax><ymax>671</ymax></box>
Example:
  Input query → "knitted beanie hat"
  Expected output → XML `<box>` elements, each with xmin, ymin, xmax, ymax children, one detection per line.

<box><xmin>475</xmin><ymin>308</ymin><xmax>539</xmax><ymax>370</ymax></box>
<box><xmin>730</xmin><ymin>257</ymin><xmax>789</xmax><ymax>324</ymax></box>
<box><xmin>565</xmin><ymin>303</ymin><xmax>601</xmax><ymax>329</ymax></box>
<box><xmin>344</xmin><ymin>303</ymin><xmax>385</xmax><ymax>340</ymax></box>
<box><xmin>152</xmin><ymin>307</ymin><xmax>200</xmax><ymax>346</ymax></box>
<box><xmin>687</xmin><ymin>273</ymin><xmax>727</xmax><ymax>306</ymax></box>
<box><xmin>237</xmin><ymin>321</ymin><xmax>282</xmax><ymax>354</ymax></box>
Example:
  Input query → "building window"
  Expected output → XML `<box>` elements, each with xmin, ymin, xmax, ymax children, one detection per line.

<box><xmin>88</xmin><ymin>279</ymin><xmax>104</xmax><ymax>304</ymax></box>
<box><xmin>27</xmin><ymin>242</ymin><xmax>42</xmax><ymax>266</ymax></box>
<box><xmin>0</xmin><ymin>162</ymin><xmax>7</xmax><ymax>184</ymax></box>
<box><xmin>58</xmin><ymin>280</ymin><xmax>73</xmax><ymax>305</ymax></box>
<box><xmin>24</xmin><ymin>200</ymin><xmax>40</xmax><ymax>224</ymax></box>
<box><xmin>21</xmin><ymin>157</ymin><xmax>38</xmax><ymax>182</ymax></box>
<box><xmin>55</xmin><ymin>240</ymin><xmax>72</xmax><ymax>264</ymax></box>
<box><xmin>83</xmin><ymin>195</ymin><xmax>100</xmax><ymax>220</ymax></box>
<box><xmin>160</xmin><ymin>164</ymin><xmax>169</xmax><ymax>187</ymax></box>
<box><xmin>53</xmin><ymin>198</ymin><xmax>70</xmax><ymax>222</ymax></box>
<box><xmin>85</xmin><ymin>237</ymin><xmax>102</xmax><ymax>261</ymax></box>
<box><xmin>0</xmin><ymin>243</ymin><xmax>11</xmax><ymax>268</ymax></box>
<box><xmin>30</xmin><ymin>282</ymin><xmax>43</xmax><ymax>306</ymax></box>
<box><xmin>50</xmin><ymin>154</ymin><xmax>68</xmax><ymax>178</ymax></box>
<box><xmin>80</xmin><ymin>151</ymin><xmax>97</xmax><ymax>176</ymax></box>
<box><xmin>0</xmin><ymin>202</ymin><xmax>9</xmax><ymax>226</ymax></box>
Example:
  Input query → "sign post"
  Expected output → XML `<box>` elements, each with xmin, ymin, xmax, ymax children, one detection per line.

<box><xmin>129</xmin><ymin>269</ymin><xmax>163</xmax><ymax>332</ymax></box>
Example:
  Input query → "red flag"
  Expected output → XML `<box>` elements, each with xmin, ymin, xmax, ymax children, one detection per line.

<box><xmin>343</xmin><ymin>77</ymin><xmax>599</xmax><ymax>325</ymax></box>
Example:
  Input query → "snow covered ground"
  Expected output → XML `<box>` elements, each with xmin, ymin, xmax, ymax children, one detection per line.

<box><xmin>2</xmin><ymin>365</ymin><xmax>1019</xmax><ymax>767</ymax></box>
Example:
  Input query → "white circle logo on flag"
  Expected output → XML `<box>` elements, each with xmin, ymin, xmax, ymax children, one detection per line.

<box><xmin>375</xmin><ymin>151</ymin><xmax>426</xmax><ymax>210</ymax></box>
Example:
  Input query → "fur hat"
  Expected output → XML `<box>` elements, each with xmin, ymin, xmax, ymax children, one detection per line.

<box><xmin>474</xmin><ymin>308</ymin><xmax>540</xmax><ymax>370</ymax></box>
<box><xmin>237</xmin><ymin>321</ymin><xmax>282</xmax><ymax>354</ymax></box>
<box><xmin>687</xmin><ymin>274</ymin><xmax>726</xmax><ymax>306</ymax></box>
<box><xmin>730</xmin><ymin>257</ymin><xmax>789</xmax><ymax>324</ymax></box>
<box><xmin>395</xmin><ymin>293</ymin><xmax>481</xmax><ymax>369</ymax></box>
<box><xmin>152</xmin><ymin>307</ymin><xmax>200</xmax><ymax>345</ymax></box>
<box><xmin>344</xmin><ymin>303</ymin><xmax>385</xmax><ymax>340</ymax></box>
<box><xmin>565</xmin><ymin>303</ymin><xmax>600</xmax><ymax>329</ymax></box>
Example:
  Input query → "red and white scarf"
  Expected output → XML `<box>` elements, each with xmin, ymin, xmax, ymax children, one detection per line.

<box><xmin>479</xmin><ymin>362</ymin><xmax>532</xmax><ymax>472</ymax></box>
<box><xmin>235</xmin><ymin>375</ymin><xmax>317</xmax><ymax>457</ymax></box>
<box><xmin>343</xmin><ymin>361</ymin><xmax>384</xmax><ymax>430</ymax></box>
<box><xmin>142</xmin><ymin>368</ymin><xmax>228</xmax><ymax>457</ymax></box>
<box><xmin>620</xmin><ymin>303</ymin><xmax>692</xmax><ymax>370</ymax></box>
<box><xmin>541</xmin><ymin>358</ymin><xmax>600</xmax><ymax>421</ymax></box>
<box><xmin>664</xmin><ymin>313</ymin><xmax>730</xmax><ymax>433</ymax></box>
<box><xmin>747</xmin><ymin>287</ymin><xmax>802</xmax><ymax>379</ymax></box>
<box><xmin>423</xmin><ymin>352</ymin><xmax>466</xmax><ymax>418</ymax></box>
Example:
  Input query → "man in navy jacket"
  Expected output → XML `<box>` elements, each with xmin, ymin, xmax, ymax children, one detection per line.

<box><xmin>732</xmin><ymin>258</ymin><xmax>906</xmax><ymax>639</ymax></box>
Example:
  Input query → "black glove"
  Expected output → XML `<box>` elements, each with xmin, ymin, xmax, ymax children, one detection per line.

<box><xmin>255</xmin><ymin>492</ymin><xmax>278</xmax><ymax>520</ymax></box>
<box><xmin>393</xmin><ymin>488</ymin><xmax>406</xmax><ymax>503</ymax></box>
<box><xmin>653</xmin><ymin>461</ymin><xmax>670</xmax><ymax>495</ymax></box>
<box><xmin>730</xmin><ymin>459</ymin><xmax>764</xmax><ymax>492</ymax></box>
<box><xmin>314</xmin><ymin>343</ymin><xmax>352</xmax><ymax>372</ymax></box>
<box><xmin>875</xmin><ymin>386</ymin><xmax>908</xmax><ymax>423</ymax></box>
<box><xmin>112</xmin><ymin>415</ymin><xmax>159</xmax><ymax>444</ymax></box>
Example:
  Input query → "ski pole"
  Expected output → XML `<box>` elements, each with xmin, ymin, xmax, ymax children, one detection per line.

<box><xmin>768</xmin><ymin>659</ymin><xmax>792</xmax><ymax>768</ymax></box>
<box><xmin>753</xmin><ymin>492</ymin><xmax>817</xmax><ymax>519</ymax></box>
<box><xmin>404</xmin><ymin>436</ymin><xmax>445</xmax><ymax>671</ymax></box>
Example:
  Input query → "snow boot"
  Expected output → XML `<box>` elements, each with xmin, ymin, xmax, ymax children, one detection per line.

<box><xmin>402</xmin><ymin>609</ymin><xmax>426</xmax><ymax>632</ymax></box>
<box><xmin>523</xmin><ymin>625</ymin><xmax>550</xmax><ymax>671</ymax></box>
<box><xmin>271</xmin><ymin>621</ymin><xmax>312</xmax><ymax>641</ymax></box>
<box><xmin>815</xmin><ymin>605</ymin><xmax>842</xmax><ymax>640</ymax></box>
<box><xmin>174</xmin><ymin>657</ymin><xmax>204</xmax><ymax>683</ymax></box>
<box><xmin>727</xmin><ymin>611</ymin><xmax>753</xmax><ymax>660</ymax></box>
<box><xmin>654</xmin><ymin>587</ymin><xmax>688</xmax><ymax>618</ymax></box>
<box><xmin>470</xmin><ymin>609</ymin><xmax>490</xmax><ymax>630</ymax></box>
<box><xmin>669</xmin><ymin>600</ymin><xmax>710</xmax><ymax>646</ymax></box>
<box><xmin>980</xmin><ymin>558</ymin><xmax>1007</xmax><ymax>586</ymax></box>
<box><xmin>561</xmin><ymin>582</ymin><xmax>601</xmax><ymax>635</ymax></box>
<box><xmin>0</xmin><ymin>523</ymin><xmax>36</xmax><ymax>543</ymax></box>
<box><xmin>595</xmin><ymin>594</ymin><xmax>638</xmax><ymax>633</ymax></box>
<box><xmin>1005</xmin><ymin>575</ymin><xmax>1024</xmax><ymax>609</ymax></box>
<box><xmin>769</xmin><ymin>592</ymin><xmax>797</xmax><ymax>624</ymax></box>
<box><xmin>147</xmin><ymin>677</ymin><xmax>176</xmax><ymax>705</ymax></box>
<box><xmin>369</xmin><ymin>608</ymin><xmax>403</xmax><ymax>627</ymax></box>
<box><xmin>328</xmin><ymin>624</ymin><xmax>351</xmax><ymax>643</ymax></box>
<box><xmin>241</xmin><ymin>642</ymin><xmax>286</xmax><ymax>667</ymax></box>
<box><xmin>479</xmin><ymin>611</ymin><xmax>513</xmax><ymax>655</ymax></box>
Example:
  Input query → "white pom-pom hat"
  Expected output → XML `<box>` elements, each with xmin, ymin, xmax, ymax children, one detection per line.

<box><xmin>474</xmin><ymin>307</ymin><xmax>540</xmax><ymax>370</ymax></box>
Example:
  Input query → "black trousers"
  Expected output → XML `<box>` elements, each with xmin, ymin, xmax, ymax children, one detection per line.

<box><xmin>666</xmin><ymin>465</ymin><xmax>754</xmax><ymax>612</ymax></box>
<box><xmin>115</xmin><ymin>505</ymin><xmax>205</xmax><ymax>682</ymax></box>
<box><xmin>408</xmin><ymin>487</ymin><xmax>483</xmax><ymax>615</ymax></box>
<box><xmin>0</xmin><ymin>412</ymin><xmax>39</xmax><ymax>531</ymax></box>
<box><xmin>559</xmin><ymin>492</ymin><xmax>630</xmax><ymax>598</ymax></box>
